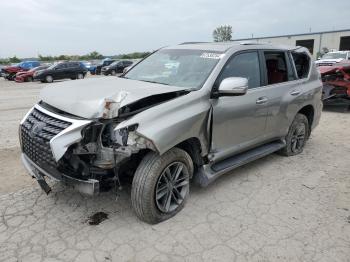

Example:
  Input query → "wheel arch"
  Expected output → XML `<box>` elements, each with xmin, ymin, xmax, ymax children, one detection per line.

<box><xmin>174</xmin><ymin>137</ymin><xmax>206</xmax><ymax>173</ymax></box>
<box><xmin>297</xmin><ymin>104</ymin><xmax>314</xmax><ymax>136</ymax></box>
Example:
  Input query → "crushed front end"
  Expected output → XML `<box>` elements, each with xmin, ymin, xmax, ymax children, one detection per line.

<box><xmin>19</xmin><ymin>103</ymin><xmax>152</xmax><ymax>195</ymax></box>
<box><xmin>320</xmin><ymin>64</ymin><xmax>350</xmax><ymax>106</ymax></box>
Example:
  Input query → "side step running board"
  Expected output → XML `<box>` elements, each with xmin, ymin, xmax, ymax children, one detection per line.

<box><xmin>194</xmin><ymin>140</ymin><xmax>286</xmax><ymax>187</ymax></box>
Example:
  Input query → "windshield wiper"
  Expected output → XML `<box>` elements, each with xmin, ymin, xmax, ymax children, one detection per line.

<box><xmin>140</xmin><ymin>80</ymin><xmax>170</xmax><ymax>86</ymax></box>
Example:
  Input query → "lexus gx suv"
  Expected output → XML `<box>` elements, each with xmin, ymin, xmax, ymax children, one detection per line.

<box><xmin>19</xmin><ymin>43</ymin><xmax>322</xmax><ymax>224</ymax></box>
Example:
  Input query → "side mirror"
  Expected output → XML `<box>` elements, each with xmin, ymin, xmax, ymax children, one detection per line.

<box><xmin>216</xmin><ymin>77</ymin><xmax>248</xmax><ymax>97</ymax></box>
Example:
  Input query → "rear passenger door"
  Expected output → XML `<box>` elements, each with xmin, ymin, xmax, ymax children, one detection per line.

<box><xmin>66</xmin><ymin>62</ymin><xmax>78</xmax><ymax>78</ymax></box>
<box><xmin>211</xmin><ymin>51</ymin><xmax>269</xmax><ymax>161</ymax></box>
<box><xmin>259</xmin><ymin>50</ymin><xmax>301</xmax><ymax>139</ymax></box>
<box><xmin>54</xmin><ymin>63</ymin><xmax>67</xmax><ymax>80</ymax></box>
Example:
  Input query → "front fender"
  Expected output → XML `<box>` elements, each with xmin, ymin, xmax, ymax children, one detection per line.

<box><xmin>116</xmin><ymin>91</ymin><xmax>211</xmax><ymax>156</ymax></box>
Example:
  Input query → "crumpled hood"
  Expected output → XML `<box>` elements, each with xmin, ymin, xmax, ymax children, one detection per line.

<box><xmin>40</xmin><ymin>77</ymin><xmax>187</xmax><ymax>119</ymax></box>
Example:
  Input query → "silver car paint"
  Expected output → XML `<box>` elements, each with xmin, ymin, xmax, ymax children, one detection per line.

<box><xmin>40</xmin><ymin>77</ymin><xmax>188</xmax><ymax>119</ymax></box>
<box><xmin>36</xmin><ymin>43</ymin><xmax>322</xmax><ymax>164</ymax></box>
<box><xmin>117</xmin><ymin>45</ymin><xmax>322</xmax><ymax>162</ymax></box>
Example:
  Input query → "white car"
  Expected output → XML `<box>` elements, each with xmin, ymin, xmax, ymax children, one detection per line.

<box><xmin>315</xmin><ymin>51</ymin><xmax>350</xmax><ymax>66</ymax></box>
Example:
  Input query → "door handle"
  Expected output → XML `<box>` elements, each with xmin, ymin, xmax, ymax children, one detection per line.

<box><xmin>256</xmin><ymin>97</ymin><xmax>268</xmax><ymax>104</ymax></box>
<box><xmin>290</xmin><ymin>89</ymin><xmax>301</xmax><ymax>96</ymax></box>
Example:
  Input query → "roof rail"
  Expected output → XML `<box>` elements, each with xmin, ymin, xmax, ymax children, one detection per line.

<box><xmin>179</xmin><ymin>42</ymin><xmax>209</xmax><ymax>45</ymax></box>
<box><xmin>239</xmin><ymin>41</ymin><xmax>265</xmax><ymax>45</ymax></box>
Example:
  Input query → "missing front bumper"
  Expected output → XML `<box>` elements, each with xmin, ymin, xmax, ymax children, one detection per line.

<box><xmin>21</xmin><ymin>153</ymin><xmax>100</xmax><ymax>196</ymax></box>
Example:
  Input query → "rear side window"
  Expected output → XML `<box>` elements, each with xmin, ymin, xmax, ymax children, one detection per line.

<box><xmin>218</xmin><ymin>51</ymin><xmax>261</xmax><ymax>89</ymax></box>
<box><xmin>263</xmin><ymin>52</ymin><xmax>288</xmax><ymax>85</ymax></box>
<box><xmin>291</xmin><ymin>52</ymin><xmax>310</xmax><ymax>79</ymax></box>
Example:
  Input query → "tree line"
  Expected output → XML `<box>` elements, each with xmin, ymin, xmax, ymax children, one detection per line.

<box><xmin>0</xmin><ymin>51</ymin><xmax>151</xmax><ymax>65</ymax></box>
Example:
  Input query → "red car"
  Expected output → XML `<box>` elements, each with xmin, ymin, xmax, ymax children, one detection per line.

<box><xmin>1</xmin><ymin>61</ymin><xmax>40</xmax><ymax>80</ymax></box>
<box><xmin>15</xmin><ymin>65</ymin><xmax>50</xmax><ymax>82</ymax></box>
<box><xmin>319</xmin><ymin>62</ymin><xmax>350</xmax><ymax>107</ymax></box>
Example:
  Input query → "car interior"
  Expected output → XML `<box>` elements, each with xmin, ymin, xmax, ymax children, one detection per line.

<box><xmin>264</xmin><ymin>52</ymin><xmax>288</xmax><ymax>85</ymax></box>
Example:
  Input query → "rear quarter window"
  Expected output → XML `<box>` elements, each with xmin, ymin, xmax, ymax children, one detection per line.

<box><xmin>291</xmin><ymin>52</ymin><xmax>310</xmax><ymax>79</ymax></box>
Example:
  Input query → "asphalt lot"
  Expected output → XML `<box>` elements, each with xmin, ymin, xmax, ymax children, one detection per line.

<box><xmin>0</xmin><ymin>77</ymin><xmax>349</xmax><ymax>262</ymax></box>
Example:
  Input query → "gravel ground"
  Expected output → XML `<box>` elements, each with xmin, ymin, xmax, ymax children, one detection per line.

<box><xmin>0</xmin><ymin>77</ymin><xmax>349</xmax><ymax>262</ymax></box>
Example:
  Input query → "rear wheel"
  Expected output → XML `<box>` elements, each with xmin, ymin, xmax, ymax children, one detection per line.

<box><xmin>279</xmin><ymin>113</ymin><xmax>309</xmax><ymax>156</ymax></box>
<box><xmin>45</xmin><ymin>75</ymin><xmax>53</xmax><ymax>83</ymax></box>
<box><xmin>131</xmin><ymin>148</ymin><xmax>193</xmax><ymax>224</ymax></box>
<box><xmin>111</xmin><ymin>70</ymin><xmax>116</xmax><ymax>76</ymax></box>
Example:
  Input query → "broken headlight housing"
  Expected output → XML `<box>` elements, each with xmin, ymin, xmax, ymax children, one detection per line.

<box><xmin>112</xmin><ymin>124</ymin><xmax>138</xmax><ymax>146</ymax></box>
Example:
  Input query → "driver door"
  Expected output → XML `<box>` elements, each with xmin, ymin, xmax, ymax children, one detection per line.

<box><xmin>211</xmin><ymin>51</ymin><xmax>269</xmax><ymax>161</ymax></box>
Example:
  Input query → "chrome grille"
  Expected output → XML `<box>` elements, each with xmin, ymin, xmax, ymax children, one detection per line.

<box><xmin>21</xmin><ymin>108</ymin><xmax>71</xmax><ymax>170</ymax></box>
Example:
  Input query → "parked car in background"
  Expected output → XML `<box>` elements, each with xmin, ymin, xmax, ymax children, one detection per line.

<box><xmin>81</xmin><ymin>61</ymin><xmax>91</xmax><ymax>70</ymax></box>
<box><xmin>2</xmin><ymin>61</ymin><xmax>41</xmax><ymax>80</ymax></box>
<box><xmin>15</xmin><ymin>65</ymin><xmax>50</xmax><ymax>83</ymax></box>
<box><xmin>315</xmin><ymin>51</ymin><xmax>350</xmax><ymax>67</ymax></box>
<box><xmin>101</xmin><ymin>60</ymin><xmax>133</xmax><ymax>75</ymax></box>
<box><xmin>33</xmin><ymin>61</ymin><xmax>87</xmax><ymax>83</ymax></box>
<box><xmin>319</xmin><ymin>62</ymin><xmax>350</xmax><ymax>107</ymax></box>
<box><xmin>19</xmin><ymin>43</ymin><xmax>322</xmax><ymax>224</ymax></box>
<box><xmin>123</xmin><ymin>59</ymin><xmax>142</xmax><ymax>74</ymax></box>
<box><xmin>94</xmin><ymin>58</ymin><xmax>115</xmax><ymax>75</ymax></box>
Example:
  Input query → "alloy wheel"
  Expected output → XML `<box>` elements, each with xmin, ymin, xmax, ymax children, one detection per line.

<box><xmin>155</xmin><ymin>162</ymin><xmax>189</xmax><ymax>213</ymax></box>
<box><xmin>290</xmin><ymin>123</ymin><xmax>306</xmax><ymax>153</ymax></box>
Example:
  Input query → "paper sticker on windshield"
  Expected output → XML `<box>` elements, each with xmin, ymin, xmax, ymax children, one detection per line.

<box><xmin>200</xmin><ymin>53</ymin><xmax>223</xmax><ymax>59</ymax></box>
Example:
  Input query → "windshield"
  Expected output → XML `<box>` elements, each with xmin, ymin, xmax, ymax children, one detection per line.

<box><xmin>124</xmin><ymin>49</ymin><xmax>222</xmax><ymax>89</ymax></box>
<box><xmin>322</xmin><ymin>52</ymin><xmax>347</xmax><ymax>59</ymax></box>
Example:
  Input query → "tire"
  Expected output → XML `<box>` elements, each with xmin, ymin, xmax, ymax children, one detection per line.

<box><xmin>111</xmin><ymin>70</ymin><xmax>116</xmax><ymax>76</ymax></box>
<box><xmin>77</xmin><ymin>73</ymin><xmax>84</xmax><ymax>80</ymax></box>
<box><xmin>8</xmin><ymin>73</ymin><xmax>15</xmax><ymax>81</ymax></box>
<box><xmin>26</xmin><ymin>76</ymin><xmax>33</xmax><ymax>82</ymax></box>
<box><xmin>45</xmin><ymin>75</ymin><xmax>53</xmax><ymax>83</ymax></box>
<box><xmin>131</xmin><ymin>148</ymin><xmax>193</xmax><ymax>224</ymax></box>
<box><xmin>278</xmin><ymin>113</ymin><xmax>309</xmax><ymax>156</ymax></box>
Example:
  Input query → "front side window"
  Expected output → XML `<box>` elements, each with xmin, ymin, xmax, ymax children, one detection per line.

<box><xmin>217</xmin><ymin>51</ymin><xmax>261</xmax><ymax>89</ymax></box>
<box><xmin>264</xmin><ymin>52</ymin><xmax>288</xmax><ymax>85</ymax></box>
<box><xmin>54</xmin><ymin>63</ymin><xmax>67</xmax><ymax>70</ymax></box>
<box><xmin>125</xmin><ymin>49</ymin><xmax>222</xmax><ymax>89</ymax></box>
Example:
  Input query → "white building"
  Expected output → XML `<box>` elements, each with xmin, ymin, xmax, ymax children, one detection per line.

<box><xmin>232</xmin><ymin>29</ymin><xmax>350</xmax><ymax>59</ymax></box>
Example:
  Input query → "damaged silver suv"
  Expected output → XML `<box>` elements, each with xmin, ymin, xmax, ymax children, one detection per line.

<box><xmin>20</xmin><ymin>43</ymin><xmax>322</xmax><ymax>224</ymax></box>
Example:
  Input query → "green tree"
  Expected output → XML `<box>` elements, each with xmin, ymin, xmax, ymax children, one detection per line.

<box><xmin>213</xmin><ymin>25</ymin><xmax>233</xmax><ymax>42</ymax></box>
<box><xmin>88</xmin><ymin>51</ymin><xmax>103</xmax><ymax>60</ymax></box>
<box><xmin>9</xmin><ymin>56</ymin><xmax>21</xmax><ymax>63</ymax></box>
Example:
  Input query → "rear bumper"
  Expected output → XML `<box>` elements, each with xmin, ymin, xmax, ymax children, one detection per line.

<box><xmin>21</xmin><ymin>153</ymin><xmax>100</xmax><ymax>196</ymax></box>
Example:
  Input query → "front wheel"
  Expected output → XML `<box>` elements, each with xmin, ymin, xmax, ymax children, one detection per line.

<box><xmin>279</xmin><ymin>113</ymin><xmax>309</xmax><ymax>156</ymax></box>
<box><xmin>77</xmin><ymin>73</ymin><xmax>84</xmax><ymax>80</ymax></box>
<box><xmin>26</xmin><ymin>76</ymin><xmax>33</xmax><ymax>82</ymax></box>
<box><xmin>45</xmin><ymin>75</ymin><xmax>53</xmax><ymax>83</ymax></box>
<box><xmin>131</xmin><ymin>148</ymin><xmax>193</xmax><ymax>224</ymax></box>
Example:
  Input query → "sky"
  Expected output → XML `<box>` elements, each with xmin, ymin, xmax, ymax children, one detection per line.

<box><xmin>0</xmin><ymin>0</ymin><xmax>349</xmax><ymax>57</ymax></box>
